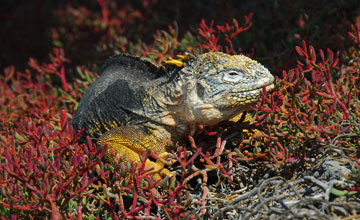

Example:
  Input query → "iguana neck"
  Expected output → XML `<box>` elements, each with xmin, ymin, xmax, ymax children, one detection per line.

<box><xmin>141</xmin><ymin>72</ymin><xmax>191</xmax><ymax>134</ymax></box>
<box><xmin>142</xmin><ymin>69</ymin><xmax>226</xmax><ymax>136</ymax></box>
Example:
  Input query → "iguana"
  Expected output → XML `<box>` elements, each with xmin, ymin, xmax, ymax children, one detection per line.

<box><xmin>71</xmin><ymin>52</ymin><xmax>274</xmax><ymax>180</ymax></box>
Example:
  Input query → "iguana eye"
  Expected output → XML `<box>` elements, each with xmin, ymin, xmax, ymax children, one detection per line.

<box><xmin>223</xmin><ymin>71</ymin><xmax>243</xmax><ymax>82</ymax></box>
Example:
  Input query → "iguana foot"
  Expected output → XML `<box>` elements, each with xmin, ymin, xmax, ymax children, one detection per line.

<box><xmin>98</xmin><ymin>126</ymin><xmax>174</xmax><ymax>181</ymax></box>
<box><xmin>144</xmin><ymin>159</ymin><xmax>173</xmax><ymax>181</ymax></box>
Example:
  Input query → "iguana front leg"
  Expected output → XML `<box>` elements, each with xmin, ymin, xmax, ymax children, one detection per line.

<box><xmin>98</xmin><ymin>125</ymin><xmax>173</xmax><ymax>181</ymax></box>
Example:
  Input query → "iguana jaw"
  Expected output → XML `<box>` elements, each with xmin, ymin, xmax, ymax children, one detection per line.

<box><xmin>221</xmin><ymin>82</ymin><xmax>275</xmax><ymax>118</ymax></box>
<box><xmin>221</xmin><ymin>82</ymin><xmax>275</xmax><ymax>109</ymax></box>
<box><xmin>180</xmin><ymin>81</ymin><xmax>274</xmax><ymax>126</ymax></box>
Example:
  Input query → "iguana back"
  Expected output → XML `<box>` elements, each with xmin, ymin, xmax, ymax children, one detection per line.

<box><xmin>71</xmin><ymin>54</ymin><xmax>172</xmax><ymax>139</ymax></box>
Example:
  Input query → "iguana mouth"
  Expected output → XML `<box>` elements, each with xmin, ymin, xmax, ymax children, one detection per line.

<box><xmin>230</xmin><ymin>82</ymin><xmax>274</xmax><ymax>94</ymax></box>
<box><xmin>218</xmin><ymin>82</ymin><xmax>275</xmax><ymax>111</ymax></box>
<box><xmin>209</xmin><ymin>83</ymin><xmax>274</xmax><ymax>99</ymax></box>
<box><xmin>227</xmin><ymin>84</ymin><xmax>274</xmax><ymax>104</ymax></box>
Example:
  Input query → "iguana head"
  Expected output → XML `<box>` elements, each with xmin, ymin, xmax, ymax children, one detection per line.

<box><xmin>164</xmin><ymin>52</ymin><xmax>274</xmax><ymax>126</ymax></box>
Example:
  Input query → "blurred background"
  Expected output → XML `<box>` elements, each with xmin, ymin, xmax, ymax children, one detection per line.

<box><xmin>1</xmin><ymin>0</ymin><xmax>360</xmax><ymax>73</ymax></box>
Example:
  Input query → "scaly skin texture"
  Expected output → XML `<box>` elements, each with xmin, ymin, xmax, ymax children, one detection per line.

<box><xmin>71</xmin><ymin>52</ymin><xmax>274</xmax><ymax>180</ymax></box>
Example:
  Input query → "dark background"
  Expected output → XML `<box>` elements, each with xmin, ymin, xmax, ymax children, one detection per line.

<box><xmin>1</xmin><ymin>0</ymin><xmax>360</xmax><ymax>72</ymax></box>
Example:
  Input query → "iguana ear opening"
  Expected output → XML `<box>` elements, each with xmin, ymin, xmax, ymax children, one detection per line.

<box><xmin>196</xmin><ymin>82</ymin><xmax>205</xmax><ymax>98</ymax></box>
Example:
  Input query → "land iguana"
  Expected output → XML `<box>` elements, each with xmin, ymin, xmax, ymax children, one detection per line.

<box><xmin>71</xmin><ymin>52</ymin><xmax>275</xmax><ymax>180</ymax></box>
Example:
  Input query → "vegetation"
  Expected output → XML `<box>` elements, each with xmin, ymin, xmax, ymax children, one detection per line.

<box><xmin>1</xmin><ymin>1</ymin><xmax>360</xmax><ymax>219</ymax></box>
